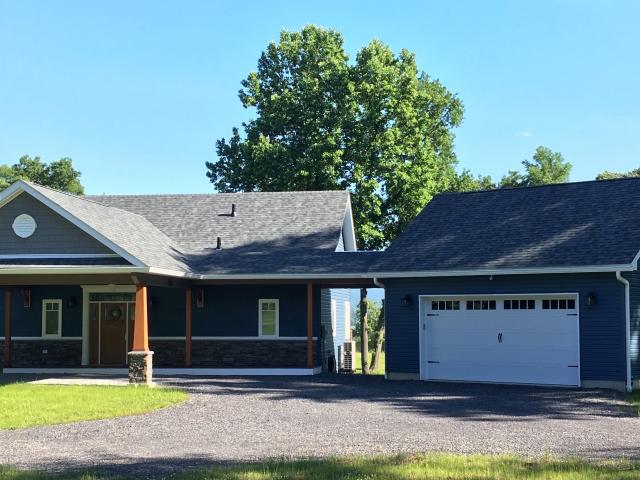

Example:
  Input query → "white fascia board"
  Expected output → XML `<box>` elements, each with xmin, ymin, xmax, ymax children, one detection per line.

<box><xmin>0</xmin><ymin>253</ymin><xmax>121</xmax><ymax>259</ymax></box>
<box><xmin>0</xmin><ymin>266</ymin><xmax>147</xmax><ymax>275</ymax></box>
<box><xmin>0</xmin><ymin>181</ymin><xmax>145</xmax><ymax>268</ymax></box>
<box><xmin>371</xmin><ymin>264</ymin><xmax>635</xmax><ymax>278</ymax></box>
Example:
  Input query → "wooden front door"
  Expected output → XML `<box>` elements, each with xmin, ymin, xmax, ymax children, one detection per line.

<box><xmin>99</xmin><ymin>303</ymin><xmax>127</xmax><ymax>366</ymax></box>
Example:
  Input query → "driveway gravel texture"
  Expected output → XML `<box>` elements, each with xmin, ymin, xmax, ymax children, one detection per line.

<box><xmin>0</xmin><ymin>374</ymin><xmax>638</xmax><ymax>477</ymax></box>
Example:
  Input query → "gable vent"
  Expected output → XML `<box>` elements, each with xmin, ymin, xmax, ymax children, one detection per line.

<box><xmin>12</xmin><ymin>214</ymin><xmax>37</xmax><ymax>238</ymax></box>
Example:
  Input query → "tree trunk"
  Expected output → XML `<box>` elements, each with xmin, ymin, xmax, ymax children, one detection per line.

<box><xmin>360</xmin><ymin>287</ymin><xmax>369</xmax><ymax>374</ymax></box>
<box><xmin>370</xmin><ymin>301</ymin><xmax>385</xmax><ymax>372</ymax></box>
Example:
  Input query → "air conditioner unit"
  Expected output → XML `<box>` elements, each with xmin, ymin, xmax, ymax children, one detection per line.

<box><xmin>340</xmin><ymin>340</ymin><xmax>356</xmax><ymax>373</ymax></box>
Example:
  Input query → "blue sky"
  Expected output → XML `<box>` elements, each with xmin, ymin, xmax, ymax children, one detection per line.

<box><xmin>0</xmin><ymin>0</ymin><xmax>638</xmax><ymax>196</ymax></box>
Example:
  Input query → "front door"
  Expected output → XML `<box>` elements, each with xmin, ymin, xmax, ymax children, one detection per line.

<box><xmin>99</xmin><ymin>302</ymin><xmax>127</xmax><ymax>365</ymax></box>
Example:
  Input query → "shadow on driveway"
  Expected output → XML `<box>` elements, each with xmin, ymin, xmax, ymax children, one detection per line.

<box><xmin>158</xmin><ymin>374</ymin><xmax>634</xmax><ymax>422</ymax></box>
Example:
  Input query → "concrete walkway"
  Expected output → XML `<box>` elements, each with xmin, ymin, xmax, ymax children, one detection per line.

<box><xmin>0</xmin><ymin>375</ymin><xmax>638</xmax><ymax>477</ymax></box>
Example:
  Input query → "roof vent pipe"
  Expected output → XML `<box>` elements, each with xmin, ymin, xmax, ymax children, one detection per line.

<box><xmin>231</xmin><ymin>204</ymin><xmax>237</xmax><ymax>217</ymax></box>
<box><xmin>216</xmin><ymin>236</ymin><xmax>222</xmax><ymax>250</ymax></box>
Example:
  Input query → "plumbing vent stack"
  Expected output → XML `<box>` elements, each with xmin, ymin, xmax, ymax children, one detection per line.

<box><xmin>231</xmin><ymin>204</ymin><xmax>237</xmax><ymax>217</ymax></box>
<box><xmin>216</xmin><ymin>236</ymin><xmax>222</xmax><ymax>249</ymax></box>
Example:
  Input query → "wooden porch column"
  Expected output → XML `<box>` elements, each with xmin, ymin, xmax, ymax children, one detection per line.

<box><xmin>306</xmin><ymin>283</ymin><xmax>313</xmax><ymax>369</ymax></box>
<box><xmin>129</xmin><ymin>284</ymin><xmax>153</xmax><ymax>384</ymax></box>
<box><xmin>132</xmin><ymin>284</ymin><xmax>149</xmax><ymax>352</ymax></box>
<box><xmin>185</xmin><ymin>288</ymin><xmax>192</xmax><ymax>367</ymax></box>
<box><xmin>3</xmin><ymin>289</ymin><xmax>12</xmax><ymax>368</ymax></box>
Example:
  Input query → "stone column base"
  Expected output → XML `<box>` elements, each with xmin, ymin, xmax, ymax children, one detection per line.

<box><xmin>128</xmin><ymin>351</ymin><xmax>154</xmax><ymax>385</ymax></box>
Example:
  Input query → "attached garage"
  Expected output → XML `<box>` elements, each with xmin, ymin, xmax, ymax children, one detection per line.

<box><xmin>373</xmin><ymin>179</ymin><xmax>640</xmax><ymax>392</ymax></box>
<box><xmin>420</xmin><ymin>295</ymin><xmax>580</xmax><ymax>386</ymax></box>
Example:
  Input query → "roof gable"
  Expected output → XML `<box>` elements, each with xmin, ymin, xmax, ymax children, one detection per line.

<box><xmin>374</xmin><ymin>179</ymin><xmax>640</xmax><ymax>274</ymax></box>
<box><xmin>0</xmin><ymin>191</ymin><xmax>117</xmax><ymax>257</ymax></box>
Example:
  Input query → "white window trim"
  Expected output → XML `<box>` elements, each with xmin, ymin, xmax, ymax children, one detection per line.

<box><xmin>42</xmin><ymin>299</ymin><xmax>62</xmax><ymax>337</ymax></box>
<box><xmin>331</xmin><ymin>299</ymin><xmax>337</xmax><ymax>337</ymax></box>
<box><xmin>258</xmin><ymin>299</ymin><xmax>279</xmax><ymax>337</ymax></box>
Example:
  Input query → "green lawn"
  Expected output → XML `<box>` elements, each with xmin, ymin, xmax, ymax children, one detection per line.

<box><xmin>0</xmin><ymin>383</ymin><xmax>187</xmax><ymax>430</ymax></box>
<box><xmin>354</xmin><ymin>350</ymin><xmax>385</xmax><ymax>375</ymax></box>
<box><xmin>631</xmin><ymin>390</ymin><xmax>640</xmax><ymax>415</ymax></box>
<box><xmin>2</xmin><ymin>454</ymin><xmax>640</xmax><ymax>479</ymax></box>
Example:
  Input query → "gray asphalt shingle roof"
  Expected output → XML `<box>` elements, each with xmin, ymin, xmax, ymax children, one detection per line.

<box><xmin>27</xmin><ymin>183</ymin><xmax>190</xmax><ymax>272</ymax></box>
<box><xmin>373</xmin><ymin>178</ymin><xmax>640</xmax><ymax>273</ymax></box>
<box><xmin>83</xmin><ymin>190</ymin><xmax>365</xmax><ymax>275</ymax></box>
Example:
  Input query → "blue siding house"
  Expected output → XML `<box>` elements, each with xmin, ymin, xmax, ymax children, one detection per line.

<box><xmin>2</xmin><ymin>177</ymin><xmax>640</xmax><ymax>392</ymax></box>
<box><xmin>0</xmin><ymin>181</ymin><xmax>371</xmax><ymax>383</ymax></box>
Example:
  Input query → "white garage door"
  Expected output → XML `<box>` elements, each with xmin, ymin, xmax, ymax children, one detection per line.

<box><xmin>422</xmin><ymin>295</ymin><xmax>580</xmax><ymax>386</ymax></box>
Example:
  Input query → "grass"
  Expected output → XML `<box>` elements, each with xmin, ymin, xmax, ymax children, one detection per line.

<box><xmin>354</xmin><ymin>350</ymin><xmax>385</xmax><ymax>375</ymax></box>
<box><xmin>630</xmin><ymin>390</ymin><xmax>640</xmax><ymax>414</ymax></box>
<box><xmin>2</xmin><ymin>454</ymin><xmax>640</xmax><ymax>479</ymax></box>
<box><xmin>0</xmin><ymin>383</ymin><xmax>187</xmax><ymax>430</ymax></box>
<box><xmin>178</xmin><ymin>454</ymin><xmax>640</xmax><ymax>480</ymax></box>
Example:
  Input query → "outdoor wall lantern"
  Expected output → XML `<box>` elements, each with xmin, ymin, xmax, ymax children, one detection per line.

<box><xmin>22</xmin><ymin>288</ymin><xmax>30</xmax><ymax>308</ymax></box>
<box><xmin>401</xmin><ymin>294</ymin><xmax>413</xmax><ymax>307</ymax></box>
<box><xmin>586</xmin><ymin>292</ymin><xmax>597</xmax><ymax>306</ymax></box>
<box><xmin>66</xmin><ymin>296</ymin><xmax>77</xmax><ymax>308</ymax></box>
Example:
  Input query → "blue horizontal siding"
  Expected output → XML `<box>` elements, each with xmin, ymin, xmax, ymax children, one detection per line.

<box><xmin>190</xmin><ymin>284</ymin><xmax>320</xmax><ymax>338</ymax></box>
<box><xmin>1</xmin><ymin>286</ymin><xmax>83</xmax><ymax>337</ymax></box>
<box><xmin>384</xmin><ymin>273</ymin><xmax>626</xmax><ymax>382</ymax></box>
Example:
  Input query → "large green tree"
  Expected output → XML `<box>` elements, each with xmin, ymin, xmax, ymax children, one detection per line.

<box><xmin>596</xmin><ymin>167</ymin><xmax>640</xmax><ymax>180</ymax></box>
<box><xmin>207</xmin><ymin>25</ymin><xmax>464</xmax><ymax>251</ymax></box>
<box><xmin>0</xmin><ymin>155</ymin><xmax>84</xmax><ymax>194</ymax></box>
<box><xmin>499</xmin><ymin>146</ymin><xmax>571</xmax><ymax>188</ymax></box>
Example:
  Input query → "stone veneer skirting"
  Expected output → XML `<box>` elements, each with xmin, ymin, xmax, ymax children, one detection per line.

<box><xmin>7</xmin><ymin>340</ymin><xmax>82</xmax><ymax>368</ymax></box>
<box><xmin>1</xmin><ymin>339</ymin><xmax>318</xmax><ymax>369</ymax></box>
<box><xmin>191</xmin><ymin>340</ymin><xmax>318</xmax><ymax>368</ymax></box>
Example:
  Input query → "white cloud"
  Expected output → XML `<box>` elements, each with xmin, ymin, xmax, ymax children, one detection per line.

<box><xmin>519</xmin><ymin>131</ymin><xmax>533</xmax><ymax>137</ymax></box>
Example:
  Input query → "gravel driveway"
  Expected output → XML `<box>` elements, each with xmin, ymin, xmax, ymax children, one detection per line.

<box><xmin>0</xmin><ymin>375</ymin><xmax>638</xmax><ymax>476</ymax></box>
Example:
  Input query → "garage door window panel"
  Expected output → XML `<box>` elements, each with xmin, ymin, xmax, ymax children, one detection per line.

<box><xmin>466</xmin><ymin>300</ymin><xmax>496</xmax><ymax>310</ymax></box>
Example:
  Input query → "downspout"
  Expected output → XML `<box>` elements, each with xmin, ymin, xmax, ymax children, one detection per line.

<box><xmin>616</xmin><ymin>271</ymin><xmax>633</xmax><ymax>392</ymax></box>
<box><xmin>373</xmin><ymin>277</ymin><xmax>384</xmax><ymax>289</ymax></box>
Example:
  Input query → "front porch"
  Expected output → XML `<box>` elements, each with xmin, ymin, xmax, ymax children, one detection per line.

<box><xmin>0</xmin><ymin>275</ymin><xmax>358</xmax><ymax>382</ymax></box>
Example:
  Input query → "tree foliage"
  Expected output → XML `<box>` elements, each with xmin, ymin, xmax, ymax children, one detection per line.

<box><xmin>0</xmin><ymin>155</ymin><xmax>84</xmax><ymax>194</ymax></box>
<box><xmin>352</xmin><ymin>298</ymin><xmax>383</xmax><ymax>351</ymax></box>
<box><xmin>207</xmin><ymin>25</ymin><xmax>464</xmax><ymax>250</ymax></box>
<box><xmin>596</xmin><ymin>168</ymin><xmax>640</xmax><ymax>180</ymax></box>
<box><xmin>499</xmin><ymin>146</ymin><xmax>571</xmax><ymax>188</ymax></box>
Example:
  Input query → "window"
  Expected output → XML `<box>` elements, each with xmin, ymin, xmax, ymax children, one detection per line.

<box><xmin>259</xmin><ymin>299</ymin><xmax>279</xmax><ymax>337</ymax></box>
<box><xmin>504</xmin><ymin>299</ymin><xmax>536</xmax><ymax>310</ymax></box>
<box><xmin>344</xmin><ymin>300</ymin><xmax>351</xmax><ymax>340</ymax></box>
<box><xmin>431</xmin><ymin>300</ymin><xmax>460</xmax><ymax>311</ymax></box>
<box><xmin>42</xmin><ymin>299</ymin><xmax>62</xmax><ymax>337</ymax></box>
<box><xmin>466</xmin><ymin>300</ymin><xmax>496</xmax><ymax>310</ymax></box>
<box><xmin>542</xmin><ymin>298</ymin><xmax>576</xmax><ymax>310</ymax></box>
<box><xmin>331</xmin><ymin>299</ymin><xmax>337</xmax><ymax>337</ymax></box>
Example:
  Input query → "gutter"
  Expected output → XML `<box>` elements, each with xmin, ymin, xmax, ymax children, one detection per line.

<box><xmin>616</xmin><ymin>271</ymin><xmax>633</xmax><ymax>392</ymax></box>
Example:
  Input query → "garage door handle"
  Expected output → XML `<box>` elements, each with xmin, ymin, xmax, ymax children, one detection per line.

<box><xmin>426</xmin><ymin>314</ymin><xmax>439</xmax><ymax>317</ymax></box>
<box><xmin>568</xmin><ymin>365</ymin><xmax>578</xmax><ymax>368</ymax></box>
<box><xmin>498</xmin><ymin>333</ymin><xmax>503</xmax><ymax>343</ymax></box>
<box><xmin>428</xmin><ymin>360</ymin><xmax>440</xmax><ymax>364</ymax></box>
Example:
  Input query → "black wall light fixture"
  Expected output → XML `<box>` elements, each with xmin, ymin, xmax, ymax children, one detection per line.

<box><xmin>586</xmin><ymin>292</ymin><xmax>597</xmax><ymax>306</ymax></box>
<box><xmin>401</xmin><ymin>295</ymin><xmax>413</xmax><ymax>306</ymax></box>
